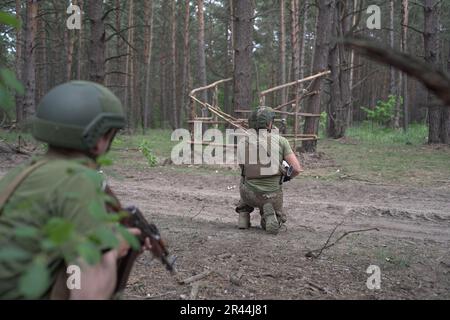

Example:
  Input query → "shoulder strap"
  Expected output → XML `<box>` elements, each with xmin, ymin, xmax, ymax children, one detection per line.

<box><xmin>0</xmin><ymin>159</ymin><xmax>50</xmax><ymax>209</ymax></box>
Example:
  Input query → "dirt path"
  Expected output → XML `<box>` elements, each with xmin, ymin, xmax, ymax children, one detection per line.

<box><xmin>1</xmin><ymin>155</ymin><xmax>448</xmax><ymax>299</ymax></box>
<box><xmin>108</xmin><ymin>165</ymin><xmax>450</xmax><ymax>300</ymax></box>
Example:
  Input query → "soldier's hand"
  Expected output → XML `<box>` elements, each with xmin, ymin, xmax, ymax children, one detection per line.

<box><xmin>70</xmin><ymin>250</ymin><xmax>121</xmax><ymax>300</ymax></box>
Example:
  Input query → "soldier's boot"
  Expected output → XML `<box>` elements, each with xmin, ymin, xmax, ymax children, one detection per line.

<box><xmin>238</xmin><ymin>212</ymin><xmax>251</xmax><ymax>229</ymax></box>
<box><xmin>261</xmin><ymin>203</ymin><xmax>280</xmax><ymax>235</ymax></box>
<box><xmin>236</xmin><ymin>201</ymin><xmax>254</xmax><ymax>229</ymax></box>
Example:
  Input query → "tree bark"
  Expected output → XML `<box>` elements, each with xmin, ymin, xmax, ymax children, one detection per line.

<box><xmin>390</xmin><ymin>0</ymin><xmax>399</xmax><ymax>128</ymax></box>
<box><xmin>423</xmin><ymin>0</ymin><xmax>441</xmax><ymax>143</ymax></box>
<box><xmin>232</xmin><ymin>0</ymin><xmax>254</xmax><ymax>111</ymax></box>
<box><xmin>22</xmin><ymin>0</ymin><xmax>39</xmax><ymax>122</ymax></box>
<box><xmin>280</xmin><ymin>0</ymin><xmax>287</xmax><ymax>109</ymax></box>
<box><xmin>124</xmin><ymin>0</ymin><xmax>134</xmax><ymax>131</ymax></box>
<box><xmin>401</xmin><ymin>0</ymin><xmax>409</xmax><ymax>131</ymax></box>
<box><xmin>15</xmin><ymin>0</ymin><xmax>24</xmax><ymax>123</ymax></box>
<box><xmin>143</xmin><ymin>0</ymin><xmax>154</xmax><ymax>132</ymax></box>
<box><xmin>302</xmin><ymin>0</ymin><xmax>333</xmax><ymax>152</ymax></box>
<box><xmin>197</xmin><ymin>0</ymin><xmax>207</xmax><ymax>103</ymax></box>
<box><xmin>87</xmin><ymin>0</ymin><xmax>105</xmax><ymax>84</ymax></box>
<box><xmin>170</xmin><ymin>0</ymin><xmax>178</xmax><ymax>129</ymax></box>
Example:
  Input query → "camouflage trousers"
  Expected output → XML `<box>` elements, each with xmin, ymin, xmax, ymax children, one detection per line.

<box><xmin>235</xmin><ymin>181</ymin><xmax>287</xmax><ymax>224</ymax></box>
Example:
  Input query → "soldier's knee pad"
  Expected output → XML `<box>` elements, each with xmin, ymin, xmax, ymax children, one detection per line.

<box><xmin>235</xmin><ymin>203</ymin><xmax>254</xmax><ymax>214</ymax></box>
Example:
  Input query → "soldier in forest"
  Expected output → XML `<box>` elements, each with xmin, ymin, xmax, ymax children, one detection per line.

<box><xmin>0</xmin><ymin>81</ymin><xmax>151</xmax><ymax>299</ymax></box>
<box><xmin>235</xmin><ymin>107</ymin><xmax>303</xmax><ymax>235</ymax></box>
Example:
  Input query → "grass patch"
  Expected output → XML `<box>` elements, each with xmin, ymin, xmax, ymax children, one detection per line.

<box><xmin>316</xmin><ymin>123</ymin><xmax>450</xmax><ymax>186</ymax></box>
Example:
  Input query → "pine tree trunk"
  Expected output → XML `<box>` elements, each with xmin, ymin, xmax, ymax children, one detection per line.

<box><xmin>302</xmin><ymin>0</ymin><xmax>333</xmax><ymax>152</ymax></box>
<box><xmin>22</xmin><ymin>0</ymin><xmax>39</xmax><ymax>122</ymax></box>
<box><xmin>232</xmin><ymin>0</ymin><xmax>254</xmax><ymax>111</ymax></box>
<box><xmin>197</xmin><ymin>0</ymin><xmax>207</xmax><ymax>104</ymax></box>
<box><xmin>170</xmin><ymin>0</ymin><xmax>178</xmax><ymax>129</ymax></box>
<box><xmin>77</xmin><ymin>0</ymin><xmax>84</xmax><ymax>79</ymax></box>
<box><xmin>423</xmin><ymin>0</ymin><xmax>441</xmax><ymax>143</ymax></box>
<box><xmin>143</xmin><ymin>0</ymin><xmax>154</xmax><ymax>132</ymax></box>
<box><xmin>279</xmin><ymin>0</ymin><xmax>287</xmax><ymax>109</ymax></box>
<box><xmin>390</xmin><ymin>0</ymin><xmax>399</xmax><ymax>129</ymax></box>
<box><xmin>87</xmin><ymin>0</ymin><xmax>105</xmax><ymax>84</ymax></box>
<box><xmin>15</xmin><ymin>0</ymin><xmax>23</xmax><ymax>123</ymax></box>
<box><xmin>299</xmin><ymin>0</ymin><xmax>308</xmax><ymax>82</ymax></box>
<box><xmin>401</xmin><ymin>0</ymin><xmax>409</xmax><ymax>130</ymax></box>
<box><xmin>124</xmin><ymin>0</ymin><xmax>134</xmax><ymax>131</ymax></box>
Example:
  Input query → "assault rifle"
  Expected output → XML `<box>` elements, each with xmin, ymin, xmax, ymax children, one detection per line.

<box><xmin>115</xmin><ymin>206</ymin><xmax>177</xmax><ymax>294</ymax></box>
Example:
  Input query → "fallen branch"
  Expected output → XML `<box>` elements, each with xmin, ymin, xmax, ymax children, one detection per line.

<box><xmin>306</xmin><ymin>225</ymin><xmax>380</xmax><ymax>259</ymax></box>
<box><xmin>178</xmin><ymin>270</ymin><xmax>212</xmax><ymax>285</ymax></box>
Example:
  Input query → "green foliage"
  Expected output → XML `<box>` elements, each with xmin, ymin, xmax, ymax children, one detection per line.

<box><xmin>4</xmin><ymin>188</ymin><xmax>140</xmax><ymax>299</ymax></box>
<box><xmin>139</xmin><ymin>139</ymin><xmax>158</xmax><ymax>167</ymax></box>
<box><xmin>0</xmin><ymin>11</ymin><xmax>21</xmax><ymax>28</ymax></box>
<box><xmin>346</xmin><ymin>122</ymin><xmax>428</xmax><ymax>145</ymax></box>
<box><xmin>0</xmin><ymin>13</ymin><xmax>23</xmax><ymax>116</ymax></box>
<box><xmin>361</xmin><ymin>95</ymin><xmax>402</xmax><ymax>127</ymax></box>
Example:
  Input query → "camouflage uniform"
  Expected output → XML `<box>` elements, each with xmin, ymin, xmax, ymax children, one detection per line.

<box><xmin>236</xmin><ymin>107</ymin><xmax>294</xmax><ymax>234</ymax></box>
<box><xmin>0</xmin><ymin>81</ymin><xmax>125</xmax><ymax>299</ymax></box>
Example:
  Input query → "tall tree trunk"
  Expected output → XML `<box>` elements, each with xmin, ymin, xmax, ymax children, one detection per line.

<box><xmin>299</xmin><ymin>0</ymin><xmax>308</xmax><ymax>81</ymax></box>
<box><xmin>290</xmin><ymin>0</ymin><xmax>300</xmax><ymax>83</ymax></box>
<box><xmin>347</xmin><ymin>0</ymin><xmax>359</xmax><ymax>127</ymax></box>
<box><xmin>423</xmin><ymin>0</ymin><xmax>441</xmax><ymax>143</ymax></box>
<box><xmin>232</xmin><ymin>0</ymin><xmax>254</xmax><ymax>111</ymax></box>
<box><xmin>15</xmin><ymin>0</ymin><xmax>24</xmax><ymax>123</ymax></box>
<box><xmin>302</xmin><ymin>0</ymin><xmax>333</xmax><ymax>152</ymax></box>
<box><xmin>124</xmin><ymin>0</ymin><xmax>134</xmax><ymax>131</ymax></box>
<box><xmin>170</xmin><ymin>0</ymin><xmax>178</xmax><ymax>129</ymax></box>
<box><xmin>279</xmin><ymin>0</ymin><xmax>287</xmax><ymax>109</ymax></box>
<box><xmin>143</xmin><ymin>0</ymin><xmax>154</xmax><ymax>132</ymax></box>
<box><xmin>77</xmin><ymin>0</ymin><xmax>84</xmax><ymax>79</ymax></box>
<box><xmin>180</xmin><ymin>1</ymin><xmax>191</xmax><ymax>125</ymax></box>
<box><xmin>223</xmin><ymin>1</ymin><xmax>232</xmax><ymax>115</ymax></box>
<box><xmin>65</xmin><ymin>30</ymin><xmax>74</xmax><ymax>81</ymax></box>
<box><xmin>390</xmin><ymin>0</ymin><xmax>399</xmax><ymax>128</ymax></box>
<box><xmin>441</xmin><ymin>42</ymin><xmax>450</xmax><ymax>144</ymax></box>
<box><xmin>22</xmin><ymin>0</ymin><xmax>39</xmax><ymax>122</ymax></box>
<box><xmin>87</xmin><ymin>0</ymin><xmax>105</xmax><ymax>84</ymax></box>
<box><xmin>197</xmin><ymin>0</ymin><xmax>207</xmax><ymax>104</ymax></box>
<box><xmin>401</xmin><ymin>0</ymin><xmax>409</xmax><ymax>130</ymax></box>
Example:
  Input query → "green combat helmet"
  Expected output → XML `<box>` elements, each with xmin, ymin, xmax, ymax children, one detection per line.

<box><xmin>32</xmin><ymin>81</ymin><xmax>125</xmax><ymax>151</ymax></box>
<box><xmin>248</xmin><ymin>106</ymin><xmax>276</xmax><ymax>130</ymax></box>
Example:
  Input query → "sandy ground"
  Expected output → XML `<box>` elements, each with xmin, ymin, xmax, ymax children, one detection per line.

<box><xmin>1</xmin><ymin>152</ymin><xmax>449</xmax><ymax>300</ymax></box>
<box><xmin>110</xmin><ymin>160</ymin><xmax>449</xmax><ymax>300</ymax></box>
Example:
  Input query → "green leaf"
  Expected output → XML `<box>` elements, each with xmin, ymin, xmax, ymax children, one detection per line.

<box><xmin>94</xmin><ymin>227</ymin><xmax>120</xmax><ymax>249</ymax></box>
<box><xmin>0</xmin><ymin>68</ymin><xmax>24</xmax><ymax>95</ymax></box>
<box><xmin>88</xmin><ymin>201</ymin><xmax>110</xmax><ymax>221</ymax></box>
<box><xmin>43</xmin><ymin>218</ymin><xmax>74</xmax><ymax>245</ymax></box>
<box><xmin>0</xmin><ymin>12</ymin><xmax>20</xmax><ymax>28</ymax></box>
<box><xmin>117</xmin><ymin>225</ymin><xmax>140</xmax><ymax>251</ymax></box>
<box><xmin>15</xmin><ymin>226</ymin><xmax>40</xmax><ymax>239</ymax></box>
<box><xmin>77</xmin><ymin>241</ymin><xmax>102</xmax><ymax>265</ymax></box>
<box><xmin>0</xmin><ymin>247</ymin><xmax>31</xmax><ymax>261</ymax></box>
<box><xmin>19</xmin><ymin>259</ymin><xmax>50</xmax><ymax>299</ymax></box>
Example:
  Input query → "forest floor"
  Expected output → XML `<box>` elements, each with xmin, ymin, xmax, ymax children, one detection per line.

<box><xmin>0</xmin><ymin>126</ymin><xmax>449</xmax><ymax>300</ymax></box>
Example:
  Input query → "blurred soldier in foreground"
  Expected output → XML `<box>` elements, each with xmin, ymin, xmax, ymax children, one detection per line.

<box><xmin>0</xmin><ymin>81</ymin><xmax>152</xmax><ymax>299</ymax></box>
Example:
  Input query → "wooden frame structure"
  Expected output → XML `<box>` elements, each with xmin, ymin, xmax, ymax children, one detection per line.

<box><xmin>188</xmin><ymin>70</ymin><xmax>330</xmax><ymax>150</ymax></box>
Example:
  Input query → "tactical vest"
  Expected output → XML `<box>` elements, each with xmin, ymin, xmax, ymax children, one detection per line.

<box><xmin>241</xmin><ymin>134</ymin><xmax>283</xmax><ymax>180</ymax></box>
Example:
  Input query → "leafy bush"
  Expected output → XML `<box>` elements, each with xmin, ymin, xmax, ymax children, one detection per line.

<box><xmin>139</xmin><ymin>140</ymin><xmax>158</xmax><ymax>167</ymax></box>
<box><xmin>361</xmin><ymin>95</ymin><xmax>402</xmax><ymax>127</ymax></box>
